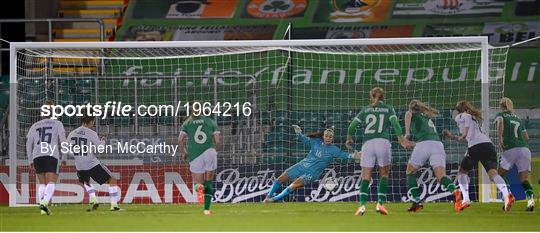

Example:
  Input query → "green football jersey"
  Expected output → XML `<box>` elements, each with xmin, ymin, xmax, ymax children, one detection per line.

<box><xmin>497</xmin><ymin>111</ymin><xmax>528</xmax><ymax>150</ymax></box>
<box><xmin>410</xmin><ymin>112</ymin><xmax>440</xmax><ymax>142</ymax></box>
<box><xmin>180</xmin><ymin>116</ymin><xmax>219</xmax><ymax>162</ymax></box>
<box><xmin>351</xmin><ymin>102</ymin><xmax>399</xmax><ymax>141</ymax></box>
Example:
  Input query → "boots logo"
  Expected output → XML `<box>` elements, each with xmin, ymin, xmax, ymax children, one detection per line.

<box><xmin>214</xmin><ymin>168</ymin><xmax>276</xmax><ymax>203</ymax></box>
<box><xmin>247</xmin><ymin>0</ymin><xmax>307</xmax><ymax>18</ymax></box>
<box><xmin>423</xmin><ymin>0</ymin><xmax>474</xmax><ymax>15</ymax></box>
<box><xmin>401</xmin><ymin>167</ymin><xmax>459</xmax><ymax>202</ymax></box>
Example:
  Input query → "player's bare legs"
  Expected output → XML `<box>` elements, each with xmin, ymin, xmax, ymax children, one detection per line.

<box><xmin>289</xmin><ymin>178</ymin><xmax>304</xmax><ymax>190</ymax></box>
<box><xmin>45</xmin><ymin>172</ymin><xmax>58</xmax><ymax>183</ymax></box>
<box><xmin>277</xmin><ymin>172</ymin><xmax>291</xmax><ymax>184</ymax></box>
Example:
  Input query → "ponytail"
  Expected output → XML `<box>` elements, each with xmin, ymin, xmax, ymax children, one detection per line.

<box><xmin>370</xmin><ymin>87</ymin><xmax>385</xmax><ymax>106</ymax></box>
<box><xmin>499</xmin><ymin>97</ymin><xmax>515</xmax><ymax>113</ymax></box>
<box><xmin>455</xmin><ymin>100</ymin><xmax>482</xmax><ymax>121</ymax></box>
<box><xmin>409</xmin><ymin>99</ymin><xmax>439</xmax><ymax>118</ymax></box>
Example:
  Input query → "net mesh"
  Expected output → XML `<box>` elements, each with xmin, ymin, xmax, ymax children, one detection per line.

<box><xmin>12</xmin><ymin>41</ymin><xmax>508</xmax><ymax>205</ymax></box>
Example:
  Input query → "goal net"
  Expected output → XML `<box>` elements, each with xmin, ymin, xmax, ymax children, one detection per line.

<box><xmin>8</xmin><ymin>38</ymin><xmax>508</xmax><ymax>206</ymax></box>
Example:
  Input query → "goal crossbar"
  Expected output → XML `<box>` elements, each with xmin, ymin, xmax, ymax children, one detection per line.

<box><xmin>9</xmin><ymin>36</ymin><xmax>496</xmax><ymax>207</ymax></box>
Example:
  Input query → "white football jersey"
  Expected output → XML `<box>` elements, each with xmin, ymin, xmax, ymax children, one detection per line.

<box><xmin>67</xmin><ymin>126</ymin><xmax>104</xmax><ymax>171</ymax></box>
<box><xmin>26</xmin><ymin>118</ymin><xmax>66</xmax><ymax>161</ymax></box>
<box><xmin>454</xmin><ymin>112</ymin><xmax>491</xmax><ymax>148</ymax></box>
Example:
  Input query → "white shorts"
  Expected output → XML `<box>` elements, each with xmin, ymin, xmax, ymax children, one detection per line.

<box><xmin>500</xmin><ymin>147</ymin><xmax>531</xmax><ymax>172</ymax></box>
<box><xmin>189</xmin><ymin>148</ymin><xmax>218</xmax><ymax>174</ymax></box>
<box><xmin>409</xmin><ymin>140</ymin><xmax>446</xmax><ymax>169</ymax></box>
<box><xmin>360</xmin><ymin>138</ymin><xmax>391</xmax><ymax>168</ymax></box>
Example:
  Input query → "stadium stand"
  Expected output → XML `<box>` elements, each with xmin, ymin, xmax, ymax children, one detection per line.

<box><xmin>55</xmin><ymin>0</ymin><xmax>127</xmax><ymax>42</ymax></box>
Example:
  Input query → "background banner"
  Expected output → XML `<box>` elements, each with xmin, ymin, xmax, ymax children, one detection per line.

<box><xmin>0</xmin><ymin>163</ymin><xmax>480</xmax><ymax>204</ymax></box>
<box><xmin>130</xmin><ymin>0</ymin><xmax>238</xmax><ymax>19</ymax></box>
<box><xmin>241</xmin><ymin>0</ymin><xmax>308</xmax><ymax>19</ymax></box>
<box><xmin>313</xmin><ymin>0</ymin><xmax>392</xmax><ymax>23</ymax></box>
<box><xmin>392</xmin><ymin>0</ymin><xmax>505</xmax><ymax>18</ymax></box>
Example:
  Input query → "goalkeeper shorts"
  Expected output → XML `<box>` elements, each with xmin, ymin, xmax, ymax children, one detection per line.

<box><xmin>286</xmin><ymin>163</ymin><xmax>319</xmax><ymax>185</ymax></box>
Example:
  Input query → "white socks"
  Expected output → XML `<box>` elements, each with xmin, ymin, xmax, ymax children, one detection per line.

<box><xmin>458</xmin><ymin>173</ymin><xmax>470</xmax><ymax>202</ymax></box>
<box><xmin>108</xmin><ymin>186</ymin><xmax>119</xmax><ymax>206</ymax></box>
<box><xmin>38</xmin><ymin>184</ymin><xmax>46</xmax><ymax>202</ymax></box>
<box><xmin>84</xmin><ymin>183</ymin><xmax>97</xmax><ymax>199</ymax></box>
<box><xmin>492</xmin><ymin>175</ymin><xmax>510</xmax><ymax>199</ymax></box>
<box><xmin>42</xmin><ymin>182</ymin><xmax>55</xmax><ymax>204</ymax></box>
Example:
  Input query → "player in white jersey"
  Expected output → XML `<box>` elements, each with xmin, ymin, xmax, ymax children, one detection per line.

<box><xmin>443</xmin><ymin>100</ymin><xmax>514</xmax><ymax>212</ymax></box>
<box><xmin>26</xmin><ymin>100</ymin><xmax>66</xmax><ymax>215</ymax></box>
<box><xmin>67</xmin><ymin>115</ymin><xmax>121</xmax><ymax>211</ymax></box>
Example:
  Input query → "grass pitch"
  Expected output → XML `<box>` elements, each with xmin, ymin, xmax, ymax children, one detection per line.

<box><xmin>1</xmin><ymin>202</ymin><xmax>539</xmax><ymax>231</ymax></box>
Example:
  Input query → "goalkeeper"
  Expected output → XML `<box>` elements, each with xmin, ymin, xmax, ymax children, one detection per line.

<box><xmin>264</xmin><ymin>125</ymin><xmax>361</xmax><ymax>203</ymax></box>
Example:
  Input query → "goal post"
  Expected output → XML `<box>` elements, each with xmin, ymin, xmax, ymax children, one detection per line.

<box><xmin>8</xmin><ymin>37</ymin><xmax>507</xmax><ymax>207</ymax></box>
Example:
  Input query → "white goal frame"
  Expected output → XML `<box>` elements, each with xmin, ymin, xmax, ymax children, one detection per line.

<box><xmin>9</xmin><ymin>37</ymin><xmax>494</xmax><ymax>207</ymax></box>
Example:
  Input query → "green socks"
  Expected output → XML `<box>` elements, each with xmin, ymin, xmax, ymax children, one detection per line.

<box><xmin>359</xmin><ymin>177</ymin><xmax>389</xmax><ymax>205</ymax></box>
<box><xmin>204</xmin><ymin>181</ymin><xmax>214</xmax><ymax>211</ymax></box>
<box><xmin>406</xmin><ymin>173</ymin><xmax>420</xmax><ymax>202</ymax></box>
<box><xmin>440</xmin><ymin>176</ymin><xmax>456</xmax><ymax>192</ymax></box>
<box><xmin>522</xmin><ymin>180</ymin><xmax>534</xmax><ymax>199</ymax></box>
<box><xmin>359</xmin><ymin>180</ymin><xmax>369</xmax><ymax>205</ymax></box>
<box><xmin>377</xmin><ymin>177</ymin><xmax>388</xmax><ymax>204</ymax></box>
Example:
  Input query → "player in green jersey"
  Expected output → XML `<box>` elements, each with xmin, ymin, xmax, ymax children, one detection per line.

<box><xmin>496</xmin><ymin>97</ymin><xmax>534</xmax><ymax>211</ymax></box>
<box><xmin>443</xmin><ymin>100</ymin><xmax>513</xmax><ymax>212</ymax></box>
<box><xmin>404</xmin><ymin>100</ymin><xmax>460</xmax><ymax>212</ymax></box>
<box><xmin>346</xmin><ymin>87</ymin><xmax>412</xmax><ymax>216</ymax></box>
<box><xmin>178</xmin><ymin>106</ymin><xmax>221</xmax><ymax>216</ymax></box>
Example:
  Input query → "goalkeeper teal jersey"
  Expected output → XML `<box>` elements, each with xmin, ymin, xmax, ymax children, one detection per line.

<box><xmin>348</xmin><ymin>101</ymin><xmax>403</xmax><ymax>141</ymax></box>
<box><xmin>180</xmin><ymin>116</ymin><xmax>220</xmax><ymax>162</ymax></box>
